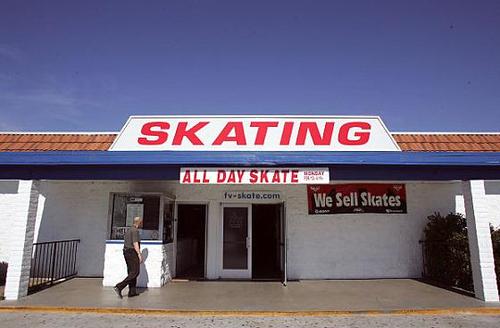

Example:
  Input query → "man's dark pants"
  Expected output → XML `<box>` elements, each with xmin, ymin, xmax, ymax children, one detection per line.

<box><xmin>115</xmin><ymin>248</ymin><xmax>140</xmax><ymax>295</ymax></box>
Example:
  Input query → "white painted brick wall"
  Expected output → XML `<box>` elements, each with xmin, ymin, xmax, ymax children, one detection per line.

<box><xmin>455</xmin><ymin>181</ymin><xmax>500</xmax><ymax>229</ymax></box>
<box><xmin>102</xmin><ymin>242</ymin><xmax>172</xmax><ymax>288</ymax></box>
<box><xmin>462</xmin><ymin>180</ymin><xmax>499</xmax><ymax>302</ymax></box>
<box><xmin>34</xmin><ymin>180</ymin><xmax>129</xmax><ymax>276</ymax></box>
<box><xmin>0</xmin><ymin>180</ymin><xmax>28</xmax><ymax>263</ymax></box>
<box><xmin>3</xmin><ymin>180</ymin><xmax>40</xmax><ymax>300</ymax></box>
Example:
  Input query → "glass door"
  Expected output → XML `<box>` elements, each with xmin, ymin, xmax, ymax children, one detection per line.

<box><xmin>221</xmin><ymin>204</ymin><xmax>252</xmax><ymax>279</ymax></box>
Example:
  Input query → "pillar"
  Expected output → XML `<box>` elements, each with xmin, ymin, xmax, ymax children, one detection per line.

<box><xmin>4</xmin><ymin>180</ymin><xmax>40</xmax><ymax>300</ymax></box>
<box><xmin>462</xmin><ymin>180</ymin><xmax>499</xmax><ymax>302</ymax></box>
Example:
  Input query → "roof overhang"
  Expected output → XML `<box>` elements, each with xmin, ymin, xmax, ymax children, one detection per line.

<box><xmin>0</xmin><ymin>151</ymin><xmax>499</xmax><ymax>181</ymax></box>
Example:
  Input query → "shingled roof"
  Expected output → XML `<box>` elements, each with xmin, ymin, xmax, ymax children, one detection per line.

<box><xmin>392</xmin><ymin>133</ymin><xmax>500</xmax><ymax>152</ymax></box>
<box><xmin>0</xmin><ymin>132</ymin><xmax>499</xmax><ymax>152</ymax></box>
<box><xmin>0</xmin><ymin>133</ymin><xmax>116</xmax><ymax>152</ymax></box>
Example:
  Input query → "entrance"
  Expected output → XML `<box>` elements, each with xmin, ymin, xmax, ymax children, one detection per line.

<box><xmin>252</xmin><ymin>204</ymin><xmax>282</xmax><ymax>279</ymax></box>
<box><xmin>220</xmin><ymin>202</ymin><xmax>286</xmax><ymax>282</ymax></box>
<box><xmin>221</xmin><ymin>204</ymin><xmax>252</xmax><ymax>279</ymax></box>
<box><xmin>175</xmin><ymin>204</ymin><xmax>206</xmax><ymax>279</ymax></box>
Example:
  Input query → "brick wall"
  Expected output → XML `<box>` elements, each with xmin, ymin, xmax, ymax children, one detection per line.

<box><xmin>33</xmin><ymin>180</ymin><xmax>129</xmax><ymax>276</ymax></box>
<box><xmin>2</xmin><ymin>180</ymin><xmax>39</xmax><ymax>299</ymax></box>
<box><xmin>102</xmin><ymin>242</ymin><xmax>172</xmax><ymax>288</ymax></box>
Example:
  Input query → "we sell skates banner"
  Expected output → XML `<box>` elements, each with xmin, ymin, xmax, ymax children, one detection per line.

<box><xmin>307</xmin><ymin>184</ymin><xmax>407</xmax><ymax>215</ymax></box>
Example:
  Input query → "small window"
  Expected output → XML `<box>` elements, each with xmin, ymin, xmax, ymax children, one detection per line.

<box><xmin>110</xmin><ymin>194</ymin><xmax>161</xmax><ymax>240</ymax></box>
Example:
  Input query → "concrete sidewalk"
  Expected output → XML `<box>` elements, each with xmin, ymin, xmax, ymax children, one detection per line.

<box><xmin>1</xmin><ymin>278</ymin><xmax>497</xmax><ymax>313</ymax></box>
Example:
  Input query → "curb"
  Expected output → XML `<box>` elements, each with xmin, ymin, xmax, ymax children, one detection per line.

<box><xmin>0</xmin><ymin>306</ymin><xmax>500</xmax><ymax>317</ymax></box>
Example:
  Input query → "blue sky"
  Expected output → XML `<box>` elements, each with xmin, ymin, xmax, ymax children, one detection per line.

<box><xmin>0</xmin><ymin>0</ymin><xmax>499</xmax><ymax>132</ymax></box>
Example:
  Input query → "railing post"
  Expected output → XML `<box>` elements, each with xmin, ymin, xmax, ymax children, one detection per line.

<box><xmin>419</xmin><ymin>240</ymin><xmax>427</xmax><ymax>278</ymax></box>
<box><xmin>422</xmin><ymin>242</ymin><xmax>425</xmax><ymax>277</ymax></box>
<box><xmin>50</xmin><ymin>243</ymin><xmax>57</xmax><ymax>285</ymax></box>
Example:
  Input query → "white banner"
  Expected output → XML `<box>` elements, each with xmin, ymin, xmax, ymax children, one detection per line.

<box><xmin>180</xmin><ymin>167</ymin><xmax>329</xmax><ymax>184</ymax></box>
<box><xmin>109</xmin><ymin>115</ymin><xmax>400</xmax><ymax>151</ymax></box>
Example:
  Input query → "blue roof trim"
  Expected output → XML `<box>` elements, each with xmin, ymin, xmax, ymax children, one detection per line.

<box><xmin>0</xmin><ymin>151</ymin><xmax>499</xmax><ymax>180</ymax></box>
<box><xmin>0</xmin><ymin>151</ymin><xmax>499</xmax><ymax>166</ymax></box>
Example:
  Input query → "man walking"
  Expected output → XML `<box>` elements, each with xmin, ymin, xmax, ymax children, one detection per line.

<box><xmin>114</xmin><ymin>216</ymin><xmax>143</xmax><ymax>298</ymax></box>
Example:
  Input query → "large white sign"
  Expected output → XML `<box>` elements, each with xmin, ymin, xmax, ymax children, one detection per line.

<box><xmin>109</xmin><ymin>115</ymin><xmax>400</xmax><ymax>151</ymax></box>
<box><xmin>180</xmin><ymin>167</ymin><xmax>329</xmax><ymax>184</ymax></box>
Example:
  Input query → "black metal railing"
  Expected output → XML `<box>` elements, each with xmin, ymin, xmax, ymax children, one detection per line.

<box><xmin>29</xmin><ymin>239</ymin><xmax>80</xmax><ymax>292</ymax></box>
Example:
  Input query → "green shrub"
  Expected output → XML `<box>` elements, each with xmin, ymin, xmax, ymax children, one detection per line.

<box><xmin>423</xmin><ymin>212</ymin><xmax>473</xmax><ymax>292</ymax></box>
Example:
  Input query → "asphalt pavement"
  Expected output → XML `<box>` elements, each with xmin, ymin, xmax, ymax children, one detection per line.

<box><xmin>1</xmin><ymin>312</ymin><xmax>499</xmax><ymax>328</ymax></box>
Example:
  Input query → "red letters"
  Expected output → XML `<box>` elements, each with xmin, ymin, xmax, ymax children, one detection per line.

<box><xmin>217</xmin><ymin>170</ymin><xmax>226</xmax><ymax>183</ymax></box>
<box><xmin>260</xmin><ymin>170</ymin><xmax>269</xmax><ymax>183</ymax></box>
<box><xmin>138</xmin><ymin>122</ymin><xmax>170</xmax><ymax>145</ymax></box>
<box><xmin>172</xmin><ymin>122</ymin><xmax>208</xmax><ymax>145</ymax></box>
<box><xmin>281</xmin><ymin>169</ymin><xmax>289</xmax><ymax>181</ymax></box>
<box><xmin>135</xmin><ymin>119</ymin><xmax>375</xmax><ymax>149</ymax></box>
<box><xmin>296</xmin><ymin>122</ymin><xmax>334</xmax><ymax>145</ymax></box>
<box><xmin>250</xmin><ymin>121</ymin><xmax>279</xmax><ymax>145</ymax></box>
<box><xmin>271</xmin><ymin>171</ymin><xmax>281</xmax><ymax>183</ymax></box>
<box><xmin>227</xmin><ymin>170</ymin><xmax>236</xmax><ymax>183</ymax></box>
<box><xmin>249</xmin><ymin>170</ymin><xmax>258</xmax><ymax>183</ymax></box>
<box><xmin>192</xmin><ymin>170</ymin><xmax>201</xmax><ymax>183</ymax></box>
<box><xmin>280</xmin><ymin>122</ymin><xmax>294</xmax><ymax>145</ymax></box>
<box><xmin>181</xmin><ymin>169</ymin><xmax>191</xmax><ymax>183</ymax></box>
<box><xmin>180</xmin><ymin>168</ymin><xmax>329</xmax><ymax>184</ymax></box>
<box><xmin>236</xmin><ymin>170</ymin><xmax>245</xmax><ymax>182</ymax></box>
<box><xmin>338</xmin><ymin>122</ymin><xmax>371</xmax><ymax>145</ymax></box>
<box><xmin>202</xmin><ymin>170</ymin><xmax>209</xmax><ymax>183</ymax></box>
<box><xmin>212</xmin><ymin>122</ymin><xmax>247</xmax><ymax>145</ymax></box>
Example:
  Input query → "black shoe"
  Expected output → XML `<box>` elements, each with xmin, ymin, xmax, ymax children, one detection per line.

<box><xmin>113</xmin><ymin>286</ymin><xmax>123</xmax><ymax>299</ymax></box>
<box><xmin>128</xmin><ymin>292</ymin><xmax>139</xmax><ymax>297</ymax></box>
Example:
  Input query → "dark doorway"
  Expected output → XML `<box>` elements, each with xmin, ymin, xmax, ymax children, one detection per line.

<box><xmin>252</xmin><ymin>204</ymin><xmax>282</xmax><ymax>279</ymax></box>
<box><xmin>176</xmin><ymin>204</ymin><xmax>206</xmax><ymax>279</ymax></box>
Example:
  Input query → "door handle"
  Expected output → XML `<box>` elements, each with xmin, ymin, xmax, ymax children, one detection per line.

<box><xmin>246</xmin><ymin>237</ymin><xmax>250</xmax><ymax>249</ymax></box>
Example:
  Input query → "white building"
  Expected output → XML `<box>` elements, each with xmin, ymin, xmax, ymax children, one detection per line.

<box><xmin>0</xmin><ymin>116</ymin><xmax>499</xmax><ymax>303</ymax></box>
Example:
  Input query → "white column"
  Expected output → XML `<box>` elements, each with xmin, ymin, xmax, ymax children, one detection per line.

<box><xmin>462</xmin><ymin>180</ymin><xmax>499</xmax><ymax>302</ymax></box>
<box><xmin>206</xmin><ymin>200</ymin><xmax>220</xmax><ymax>279</ymax></box>
<box><xmin>4</xmin><ymin>180</ymin><xmax>40</xmax><ymax>300</ymax></box>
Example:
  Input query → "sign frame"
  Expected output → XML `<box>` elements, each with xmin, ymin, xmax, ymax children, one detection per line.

<box><xmin>109</xmin><ymin>115</ymin><xmax>401</xmax><ymax>152</ymax></box>
<box><xmin>180</xmin><ymin>167</ymin><xmax>330</xmax><ymax>184</ymax></box>
<box><xmin>307</xmin><ymin>183</ymin><xmax>407</xmax><ymax>215</ymax></box>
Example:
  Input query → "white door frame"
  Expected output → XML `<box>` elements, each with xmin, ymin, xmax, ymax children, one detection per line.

<box><xmin>220</xmin><ymin>203</ymin><xmax>252</xmax><ymax>279</ymax></box>
<box><xmin>280</xmin><ymin>201</ymin><xmax>287</xmax><ymax>286</ymax></box>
